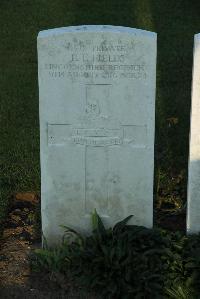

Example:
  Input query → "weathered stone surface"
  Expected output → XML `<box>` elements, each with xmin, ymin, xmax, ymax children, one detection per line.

<box><xmin>187</xmin><ymin>34</ymin><xmax>200</xmax><ymax>234</ymax></box>
<box><xmin>38</xmin><ymin>25</ymin><xmax>157</xmax><ymax>244</ymax></box>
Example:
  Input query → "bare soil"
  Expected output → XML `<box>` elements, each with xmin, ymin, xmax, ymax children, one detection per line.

<box><xmin>0</xmin><ymin>194</ymin><xmax>97</xmax><ymax>299</ymax></box>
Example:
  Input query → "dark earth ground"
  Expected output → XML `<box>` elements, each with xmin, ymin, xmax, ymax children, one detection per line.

<box><xmin>0</xmin><ymin>192</ymin><xmax>185</xmax><ymax>299</ymax></box>
<box><xmin>0</xmin><ymin>193</ymin><xmax>100</xmax><ymax>299</ymax></box>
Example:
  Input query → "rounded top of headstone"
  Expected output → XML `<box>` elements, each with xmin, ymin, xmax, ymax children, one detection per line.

<box><xmin>38</xmin><ymin>25</ymin><xmax>156</xmax><ymax>39</ymax></box>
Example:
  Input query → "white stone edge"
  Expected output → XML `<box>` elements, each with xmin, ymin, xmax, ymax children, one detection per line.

<box><xmin>38</xmin><ymin>25</ymin><xmax>156</xmax><ymax>39</ymax></box>
<box><xmin>194</xmin><ymin>33</ymin><xmax>200</xmax><ymax>39</ymax></box>
<box><xmin>186</xmin><ymin>34</ymin><xmax>198</xmax><ymax>234</ymax></box>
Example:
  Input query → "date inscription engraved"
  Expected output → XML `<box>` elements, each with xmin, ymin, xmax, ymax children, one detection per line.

<box><xmin>72</xmin><ymin>136</ymin><xmax>122</xmax><ymax>146</ymax></box>
<box><xmin>71</xmin><ymin>128</ymin><xmax>121</xmax><ymax>137</ymax></box>
<box><xmin>48</xmin><ymin>125</ymin><xmax>123</xmax><ymax>147</ymax></box>
<box><xmin>48</xmin><ymin>124</ymin><xmax>146</xmax><ymax>147</ymax></box>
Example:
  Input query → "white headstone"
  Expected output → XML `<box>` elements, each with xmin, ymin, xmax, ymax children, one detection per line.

<box><xmin>38</xmin><ymin>25</ymin><xmax>157</xmax><ymax>245</ymax></box>
<box><xmin>187</xmin><ymin>34</ymin><xmax>200</xmax><ymax>234</ymax></box>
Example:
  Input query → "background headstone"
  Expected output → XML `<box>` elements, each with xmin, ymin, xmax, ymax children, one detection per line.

<box><xmin>38</xmin><ymin>25</ymin><xmax>157</xmax><ymax>245</ymax></box>
<box><xmin>187</xmin><ymin>33</ymin><xmax>200</xmax><ymax>234</ymax></box>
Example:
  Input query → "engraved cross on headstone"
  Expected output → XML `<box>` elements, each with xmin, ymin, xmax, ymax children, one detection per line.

<box><xmin>48</xmin><ymin>84</ymin><xmax>147</xmax><ymax>216</ymax></box>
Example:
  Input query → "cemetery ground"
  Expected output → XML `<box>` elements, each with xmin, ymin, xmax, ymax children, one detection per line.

<box><xmin>1</xmin><ymin>0</ymin><xmax>200</xmax><ymax>298</ymax></box>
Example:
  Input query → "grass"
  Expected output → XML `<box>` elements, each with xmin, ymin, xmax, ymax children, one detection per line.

<box><xmin>1</xmin><ymin>0</ymin><xmax>200</xmax><ymax>227</ymax></box>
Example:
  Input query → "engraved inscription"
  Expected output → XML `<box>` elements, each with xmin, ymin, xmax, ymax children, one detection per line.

<box><xmin>46</xmin><ymin>63</ymin><xmax>146</xmax><ymax>80</ymax></box>
<box><xmin>85</xmin><ymin>84</ymin><xmax>111</xmax><ymax>119</ymax></box>
<box><xmin>43</xmin><ymin>39</ymin><xmax>147</xmax><ymax>81</ymax></box>
<box><xmin>48</xmin><ymin>124</ymin><xmax>146</xmax><ymax>147</ymax></box>
<box><xmin>71</xmin><ymin>53</ymin><xmax>126</xmax><ymax>63</ymax></box>
<box><xmin>72</xmin><ymin>136</ymin><xmax>122</xmax><ymax>146</ymax></box>
<box><xmin>62</xmin><ymin>39</ymin><xmax>135</xmax><ymax>52</ymax></box>
<box><xmin>47</xmin><ymin>84</ymin><xmax>147</xmax><ymax>217</ymax></box>
<box><xmin>48</xmin><ymin>85</ymin><xmax>146</xmax><ymax>147</ymax></box>
<box><xmin>71</xmin><ymin>128</ymin><xmax>122</xmax><ymax>137</ymax></box>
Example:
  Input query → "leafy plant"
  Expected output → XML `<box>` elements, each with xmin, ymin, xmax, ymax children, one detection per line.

<box><xmin>165</xmin><ymin>283</ymin><xmax>194</xmax><ymax>299</ymax></box>
<box><xmin>33</xmin><ymin>212</ymin><xmax>200</xmax><ymax>298</ymax></box>
<box><xmin>32</xmin><ymin>236</ymin><xmax>70</xmax><ymax>273</ymax></box>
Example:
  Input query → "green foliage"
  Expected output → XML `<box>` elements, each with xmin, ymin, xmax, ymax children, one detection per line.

<box><xmin>165</xmin><ymin>283</ymin><xmax>194</xmax><ymax>299</ymax></box>
<box><xmin>181</xmin><ymin>234</ymin><xmax>200</xmax><ymax>296</ymax></box>
<box><xmin>33</xmin><ymin>211</ymin><xmax>200</xmax><ymax>298</ymax></box>
<box><xmin>32</xmin><ymin>242</ymin><xmax>70</xmax><ymax>273</ymax></box>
